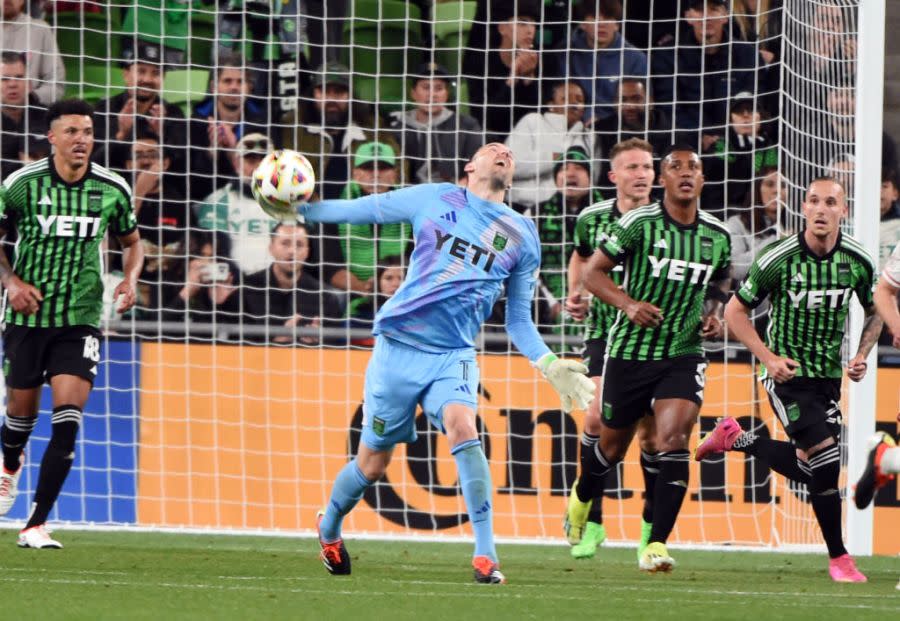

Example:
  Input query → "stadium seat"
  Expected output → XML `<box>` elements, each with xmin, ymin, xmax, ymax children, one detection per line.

<box><xmin>190</xmin><ymin>10</ymin><xmax>216</xmax><ymax>66</ymax></box>
<box><xmin>64</xmin><ymin>63</ymin><xmax>126</xmax><ymax>103</ymax></box>
<box><xmin>432</xmin><ymin>1</ymin><xmax>476</xmax><ymax>75</ymax></box>
<box><xmin>54</xmin><ymin>11</ymin><xmax>121</xmax><ymax>64</ymax></box>
<box><xmin>163</xmin><ymin>69</ymin><xmax>210</xmax><ymax>116</ymax></box>
<box><xmin>342</xmin><ymin>0</ymin><xmax>423</xmax><ymax>108</ymax></box>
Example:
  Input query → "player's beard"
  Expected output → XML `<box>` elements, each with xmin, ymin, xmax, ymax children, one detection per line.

<box><xmin>489</xmin><ymin>174</ymin><xmax>507</xmax><ymax>193</ymax></box>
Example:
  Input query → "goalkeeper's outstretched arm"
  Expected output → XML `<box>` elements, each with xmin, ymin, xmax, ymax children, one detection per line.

<box><xmin>299</xmin><ymin>184</ymin><xmax>431</xmax><ymax>225</ymax></box>
<box><xmin>505</xmin><ymin>259</ymin><xmax>594</xmax><ymax>413</ymax></box>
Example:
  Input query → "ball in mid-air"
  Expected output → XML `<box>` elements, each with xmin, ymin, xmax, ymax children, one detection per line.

<box><xmin>251</xmin><ymin>149</ymin><xmax>316</xmax><ymax>220</ymax></box>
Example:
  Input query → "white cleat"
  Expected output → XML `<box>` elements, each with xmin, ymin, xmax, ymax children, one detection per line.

<box><xmin>18</xmin><ymin>525</ymin><xmax>63</xmax><ymax>549</ymax></box>
<box><xmin>0</xmin><ymin>454</ymin><xmax>24</xmax><ymax>516</ymax></box>
<box><xmin>639</xmin><ymin>541</ymin><xmax>675</xmax><ymax>573</ymax></box>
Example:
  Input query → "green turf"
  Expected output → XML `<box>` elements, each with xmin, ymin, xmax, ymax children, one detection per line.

<box><xmin>1</xmin><ymin>529</ymin><xmax>897</xmax><ymax>620</ymax></box>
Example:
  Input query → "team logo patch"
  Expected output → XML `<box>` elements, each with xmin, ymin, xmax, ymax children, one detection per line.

<box><xmin>372</xmin><ymin>416</ymin><xmax>386</xmax><ymax>436</ymax></box>
<box><xmin>837</xmin><ymin>263</ymin><xmax>851</xmax><ymax>287</ymax></box>
<box><xmin>602</xmin><ymin>402</ymin><xmax>613</xmax><ymax>420</ymax></box>
<box><xmin>700</xmin><ymin>237</ymin><xmax>714</xmax><ymax>261</ymax></box>
<box><xmin>492</xmin><ymin>233</ymin><xmax>508</xmax><ymax>251</ymax></box>
<box><xmin>786</xmin><ymin>402</ymin><xmax>801</xmax><ymax>422</ymax></box>
<box><xmin>88</xmin><ymin>191</ymin><xmax>103</xmax><ymax>213</ymax></box>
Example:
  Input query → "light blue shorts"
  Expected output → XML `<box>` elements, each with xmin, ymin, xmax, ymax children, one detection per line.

<box><xmin>361</xmin><ymin>336</ymin><xmax>480</xmax><ymax>451</ymax></box>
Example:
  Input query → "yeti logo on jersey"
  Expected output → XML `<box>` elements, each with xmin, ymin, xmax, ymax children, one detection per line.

<box><xmin>434</xmin><ymin>229</ymin><xmax>498</xmax><ymax>272</ymax></box>
<box><xmin>787</xmin><ymin>288</ymin><xmax>851</xmax><ymax>309</ymax></box>
<box><xmin>647</xmin><ymin>255</ymin><xmax>714</xmax><ymax>285</ymax></box>
<box><xmin>37</xmin><ymin>214</ymin><xmax>102</xmax><ymax>238</ymax></box>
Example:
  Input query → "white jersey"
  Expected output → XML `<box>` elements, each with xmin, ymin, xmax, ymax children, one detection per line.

<box><xmin>884</xmin><ymin>241</ymin><xmax>900</xmax><ymax>288</ymax></box>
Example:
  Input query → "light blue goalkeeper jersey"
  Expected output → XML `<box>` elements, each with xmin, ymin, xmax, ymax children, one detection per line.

<box><xmin>301</xmin><ymin>183</ymin><xmax>551</xmax><ymax>362</ymax></box>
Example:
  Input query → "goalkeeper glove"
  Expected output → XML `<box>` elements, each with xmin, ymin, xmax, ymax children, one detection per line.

<box><xmin>535</xmin><ymin>353</ymin><xmax>595</xmax><ymax>413</ymax></box>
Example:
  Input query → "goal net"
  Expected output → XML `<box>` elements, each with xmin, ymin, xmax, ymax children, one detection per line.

<box><xmin>0</xmin><ymin>0</ymin><xmax>890</xmax><ymax>554</ymax></box>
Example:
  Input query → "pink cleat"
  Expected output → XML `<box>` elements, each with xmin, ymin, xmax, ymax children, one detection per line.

<box><xmin>829</xmin><ymin>554</ymin><xmax>867</xmax><ymax>583</ymax></box>
<box><xmin>694</xmin><ymin>417</ymin><xmax>743</xmax><ymax>461</ymax></box>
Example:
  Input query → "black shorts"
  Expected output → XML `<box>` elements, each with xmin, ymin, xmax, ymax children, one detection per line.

<box><xmin>600</xmin><ymin>355</ymin><xmax>708</xmax><ymax>429</ymax></box>
<box><xmin>2</xmin><ymin>325</ymin><xmax>102</xmax><ymax>389</ymax></box>
<box><xmin>582</xmin><ymin>338</ymin><xmax>608</xmax><ymax>377</ymax></box>
<box><xmin>762</xmin><ymin>376</ymin><xmax>842</xmax><ymax>440</ymax></box>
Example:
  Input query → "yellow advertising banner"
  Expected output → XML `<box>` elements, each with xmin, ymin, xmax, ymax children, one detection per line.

<box><xmin>138</xmin><ymin>344</ymin><xmax>899</xmax><ymax>554</ymax></box>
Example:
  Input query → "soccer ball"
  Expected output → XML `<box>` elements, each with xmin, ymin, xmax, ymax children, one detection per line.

<box><xmin>251</xmin><ymin>149</ymin><xmax>316</xmax><ymax>220</ymax></box>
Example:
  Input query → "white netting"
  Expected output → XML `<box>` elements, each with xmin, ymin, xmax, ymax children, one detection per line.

<box><xmin>0</xmin><ymin>0</ymin><xmax>882</xmax><ymax>551</ymax></box>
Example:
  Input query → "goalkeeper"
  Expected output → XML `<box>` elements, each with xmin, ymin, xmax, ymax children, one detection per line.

<box><xmin>300</xmin><ymin>143</ymin><xmax>595</xmax><ymax>584</ymax></box>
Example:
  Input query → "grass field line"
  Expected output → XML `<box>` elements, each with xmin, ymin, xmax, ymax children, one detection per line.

<box><xmin>2</xmin><ymin>573</ymin><xmax>896</xmax><ymax>610</ymax></box>
<box><xmin>4</xmin><ymin>567</ymin><xmax>129</xmax><ymax>576</ymax></box>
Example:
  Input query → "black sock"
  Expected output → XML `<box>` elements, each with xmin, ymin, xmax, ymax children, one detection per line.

<box><xmin>578</xmin><ymin>432</ymin><xmax>604</xmax><ymax>523</ymax></box>
<box><xmin>587</xmin><ymin>497</ymin><xmax>603</xmax><ymax>524</ymax></box>
<box><xmin>808</xmin><ymin>445</ymin><xmax>847</xmax><ymax>558</ymax></box>
<box><xmin>25</xmin><ymin>406</ymin><xmax>81</xmax><ymax>529</ymax></box>
<box><xmin>733</xmin><ymin>432</ymin><xmax>811</xmax><ymax>484</ymax></box>
<box><xmin>649</xmin><ymin>450</ymin><xmax>690</xmax><ymax>544</ymax></box>
<box><xmin>640</xmin><ymin>450</ymin><xmax>659</xmax><ymax>523</ymax></box>
<box><xmin>575</xmin><ymin>441</ymin><xmax>613</xmax><ymax>503</ymax></box>
<box><xmin>1</xmin><ymin>414</ymin><xmax>37</xmax><ymax>472</ymax></box>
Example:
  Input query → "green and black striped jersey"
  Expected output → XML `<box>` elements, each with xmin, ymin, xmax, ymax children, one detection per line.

<box><xmin>573</xmin><ymin>198</ymin><xmax>636</xmax><ymax>341</ymax></box>
<box><xmin>599</xmin><ymin>203</ymin><xmax>732</xmax><ymax>360</ymax></box>
<box><xmin>736</xmin><ymin>231</ymin><xmax>876</xmax><ymax>379</ymax></box>
<box><xmin>0</xmin><ymin>158</ymin><xmax>136</xmax><ymax>328</ymax></box>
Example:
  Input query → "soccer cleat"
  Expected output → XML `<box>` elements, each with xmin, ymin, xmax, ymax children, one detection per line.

<box><xmin>828</xmin><ymin>554</ymin><xmax>867</xmax><ymax>583</ymax></box>
<box><xmin>853</xmin><ymin>432</ymin><xmax>896</xmax><ymax>510</ymax></box>
<box><xmin>639</xmin><ymin>541</ymin><xmax>674</xmax><ymax>573</ymax></box>
<box><xmin>563</xmin><ymin>482</ymin><xmax>591</xmax><ymax>545</ymax></box>
<box><xmin>694</xmin><ymin>417</ymin><xmax>743</xmax><ymax>461</ymax></box>
<box><xmin>473</xmin><ymin>555</ymin><xmax>506</xmax><ymax>584</ymax></box>
<box><xmin>636</xmin><ymin>518</ymin><xmax>652</xmax><ymax>561</ymax></box>
<box><xmin>17</xmin><ymin>525</ymin><xmax>62</xmax><ymax>549</ymax></box>
<box><xmin>0</xmin><ymin>453</ymin><xmax>24</xmax><ymax>517</ymax></box>
<box><xmin>571</xmin><ymin>522</ymin><xmax>606</xmax><ymax>559</ymax></box>
<box><xmin>316</xmin><ymin>510</ymin><xmax>351</xmax><ymax>575</ymax></box>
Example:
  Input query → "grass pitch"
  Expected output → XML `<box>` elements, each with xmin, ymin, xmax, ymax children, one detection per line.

<box><xmin>1</xmin><ymin>529</ymin><xmax>897</xmax><ymax>620</ymax></box>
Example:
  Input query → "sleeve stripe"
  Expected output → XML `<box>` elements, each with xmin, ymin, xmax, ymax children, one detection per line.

<box><xmin>92</xmin><ymin>165</ymin><xmax>133</xmax><ymax>199</ymax></box>
<box><xmin>756</xmin><ymin>237</ymin><xmax>799</xmax><ymax>271</ymax></box>
<box><xmin>840</xmin><ymin>236</ymin><xmax>877</xmax><ymax>273</ymax></box>
<box><xmin>617</xmin><ymin>203</ymin><xmax>660</xmax><ymax>229</ymax></box>
<box><xmin>576</xmin><ymin>199</ymin><xmax>615</xmax><ymax>222</ymax></box>
<box><xmin>883</xmin><ymin>269</ymin><xmax>900</xmax><ymax>289</ymax></box>
<box><xmin>3</xmin><ymin>158</ymin><xmax>48</xmax><ymax>188</ymax></box>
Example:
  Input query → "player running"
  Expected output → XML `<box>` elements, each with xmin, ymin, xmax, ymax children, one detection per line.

<box><xmin>697</xmin><ymin>176</ymin><xmax>881</xmax><ymax>583</ymax></box>
<box><xmin>302</xmin><ymin>143</ymin><xmax>595</xmax><ymax>583</ymax></box>
<box><xmin>0</xmin><ymin>99</ymin><xmax>143</xmax><ymax>548</ymax></box>
<box><xmin>563</xmin><ymin>138</ymin><xmax>660</xmax><ymax>560</ymax></box>
<box><xmin>854</xmin><ymin>239</ymin><xmax>900</xmax><ymax>590</ymax></box>
<box><xmin>581</xmin><ymin>144</ymin><xmax>732</xmax><ymax>572</ymax></box>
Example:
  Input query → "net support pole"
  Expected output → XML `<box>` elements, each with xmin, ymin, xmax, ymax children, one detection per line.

<box><xmin>846</xmin><ymin>0</ymin><xmax>885</xmax><ymax>558</ymax></box>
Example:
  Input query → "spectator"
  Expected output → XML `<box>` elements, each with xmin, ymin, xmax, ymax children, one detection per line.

<box><xmin>594</xmin><ymin>77</ymin><xmax>672</xmax><ymax>182</ymax></box>
<box><xmin>163</xmin><ymin>231</ymin><xmax>241</xmax><ymax>331</ymax></box>
<box><xmin>464</xmin><ymin>2</ymin><xmax>542</xmax><ymax>141</ymax></box>
<box><xmin>0</xmin><ymin>0</ymin><xmax>64</xmax><ymax>104</ymax></box>
<box><xmin>805</xmin><ymin>2</ymin><xmax>855</xmax><ymax>87</ymax></box>
<box><xmin>505</xmin><ymin>80</ymin><xmax>596</xmax><ymax>209</ymax></box>
<box><xmin>17</xmin><ymin>134</ymin><xmax>48</xmax><ymax>164</ymax></box>
<box><xmin>194</xmin><ymin>131</ymin><xmax>274</xmax><ymax>276</ymax></box>
<box><xmin>726</xmin><ymin>165</ymin><xmax>784</xmax><ymax>283</ymax></box>
<box><xmin>388</xmin><ymin>62</ymin><xmax>482</xmax><ymax>185</ymax></box>
<box><xmin>701</xmin><ymin>91</ymin><xmax>776</xmax><ymax>215</ymax></box>
<box><xmin>527</xmin><ymin>146</ymin><xmax>602</xmax><ymax>331</ymax></box>
<box><xmin>550</xmin><ymin>0</ymin><xmax>647</xmax><ymax>124</ymax></box>
<box><xmin>280</xmin><ymin>61</ymin><xmax>403</xmax><ymax>200</ymax></box>
<box><xmin>880</xmin><ymin>167</ymin><xmax>900</xmax><ymax>270</ymax></box>
<box><xmin>336</xmin><ymin>141</ymin><xmax>411</xmax><ymax>309</ymax></box>
<box><xmin>820</xmin><ymin>86</ymin><xmax>897</xmax><ymax>174</ymax></box>
<box><xmin>0</xmin><ymin>51</ymin><xmax>47</xmax><ymax>179</ymax></box>
<box><xmin>825</xmin><ymin>152</ymin><xmax>855</xmax><ymax>201</ymax></box>
<box><xmin>731</xmin><ymin>0</ymin><xmax>782</xmax><ymax>65</ymax></box>
<box><xmin>126</xmin><ymin>130</ymin><xmax>191</xmax><ymax>313</ymax></box>
<box><xmin>93</xmin><ymin>41</ymin><xmax>187</xmax><ymax>175</ymax></box>
<box><xmin>349</xmin><ymin>255</ymin><xmax>406</xmax><ymax>347</ymax></box>
<box><xmin>651</xmin><ymin>0</ymin><xmax>760</xmax><ymax>139</ymax></box>
<box><xmin>237</xmin><ymin>222</ymin><xmax>343</xmax><ymax>345</ymax></box>
<box><xmin>188</xmin><ymin>54</ymin><xmax>268</xmax><ymax>201</ymax></box>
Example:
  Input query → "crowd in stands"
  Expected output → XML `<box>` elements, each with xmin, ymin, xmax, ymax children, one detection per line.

<box><xmin>0</xmin><ymin>0</ymin><xmax>898</xmax><ymax>349</ymax></box>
